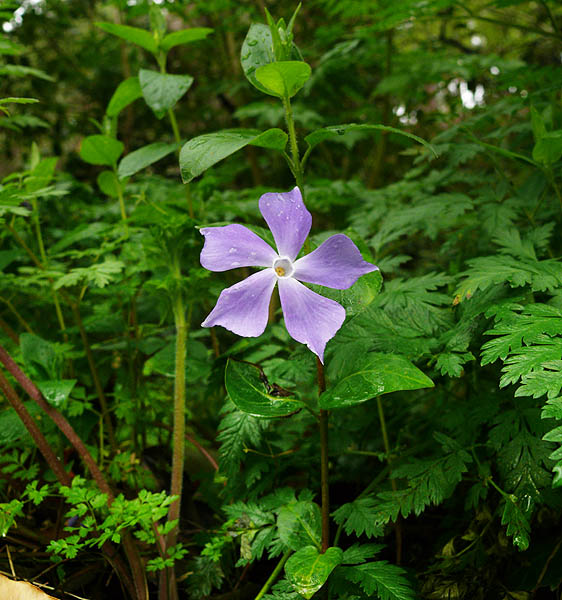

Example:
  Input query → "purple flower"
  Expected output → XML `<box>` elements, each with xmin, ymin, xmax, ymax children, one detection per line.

<box><xmin>200</xmin><ymin>187</ymin><xmax>378</xmax><ymax>362</ymax></box>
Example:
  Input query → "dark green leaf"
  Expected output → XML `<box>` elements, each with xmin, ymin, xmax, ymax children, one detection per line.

<box><xmin>344</xmin><ymin>561</ymin><xmax>415</xmax><ymax>600</ymax></box>
<box><xmin>240</xmin><ymin>23</ymin><xmax>275</xmax><ymax>95</ymax></box>
<box><xmin>37</xmin><ymin>380</ymin><xmax>77</xmax><ymax>408</ymax></box>
<box><xmin>106</xmin><ymin>77</ymin><xmax>142</xmax><ymax>117</ymax></box>
<box><xmin>20</xmin><ymin>333</ymin><xmax>59</xmax><ymax>380</ymax></box>
<box><xmin>179</xmin><ymin>129</ymin><xmax>287</xmax><ymax>182</ymax></box>
<box><xmin>97</xmin><ymin>170</ymin><xmax>120</xmax><ymax>197</ymax></box>
<box><xmin>277</xmin><ymin>501</ymin><xmax>321</xmax><ymax>550</ymax></box>
<box><xmin>225</xmin><ymin>360</ymin><xmax>305</xmax><ymax>418</ymax></box>
<box><xmin>285</xmin><ymin>546</ymin><xmax>343</xmax><ymax>599</ymax></box>
<box><xmin>139</xmin><ymin>69</ymin><xmax>194</xmax><ymax>119</ymax></box>
<box><xmin>320</xmin><ymin>353</ymin><xmax>434</xmax><ymax>409</ymax></box>
<box><xmin>304</xmin><ymin>124</ymin><xmax>438</xmax><ymax>157</ymax></box>
<box><xmin>117</xmin><ymin>142</ymin><xmax>177</xmax><ymax>178</ymax></box>
<box><xmin>80</xmin><ymin>135</ymin><xmax>124</xmax><ymax>166</ymax></box>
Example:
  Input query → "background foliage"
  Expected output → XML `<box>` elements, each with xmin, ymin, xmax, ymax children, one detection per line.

<box><xmin>1</xmin><ymin>0</ymin><xmax>562</xmax><ymax>599</ymax></box>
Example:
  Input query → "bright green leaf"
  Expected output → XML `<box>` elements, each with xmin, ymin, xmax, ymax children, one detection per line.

<box><xmin>96</xmin><ymin>22</ymin><xmax>157</xmax><ymax>54</ymax></box>
<box><xmin>139</xmin><ymin>69</ymin><xmax>193</xmax><ymax>119</ymax></box>
<box><xmin>179</xmin><ymin>128</ymin><xmax>287</xmax><ymax>182</ymax></box>
<box><xmin>225</xmin><ymin>359</ymin><xmax>305</xmax><ymax>418</ymax></box>
<box><xmin>118</xmin><ymin>142</ymin><xmax>177</xmax><ymax>179</ymax></box>
<box><xmin>97</xmin><ymin>170</ymin><xmax>120</xmax><ymax>197</ymax></box>
<box><xmin>80</xmin><ymin>135</ymin><xmax>124</xmax><ymax>166</ymax></box>
<box><xmin>106</xmin><ymin>77</ymin><xmax>142</xmax><ymax>117</ymax></box>
<box><xmin>37</xmin><ymin>380</ymin><xmax>77</xmax><ymax>408</ymax></box>
<box><xmin>160</xmin><ymin>27</ymin><xmax>213</xmax><ymax>52</ymax></box>
<box><xmin>240</xmin><ymin>23</ymin><xmax>275</xmax><ymax>95</ymax></box>
<box><xmin>532</xmin><ymin>131</ymin><xmax>562</xmax><ymax>165</ymax></box>
<box><xmin>255</xmin><ymin>60</ymin><xmax>311</xmax><ymax>99</ymax></box>
<box><xmin>304</xmin><ymin>124</ymin><xmax>438</xmax><ymax>157</ymax></box>
<box><xmin>285</xmin><ymin>546</ymin><xmax>343</xmax><ymax>599</ymax></box>
<box><xmin>320</xmin><ymin>353</ymin><xmax>434</xmax><ymax>409</ymax></box>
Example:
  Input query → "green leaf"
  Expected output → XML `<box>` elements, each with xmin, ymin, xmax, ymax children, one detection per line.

<box><xmin>332</xmin><ymin>496</ymin><xmax>385</xmax><ymax>539</ymax></box>
<box><xmin>118</xmin><ymin>142</ymin><xmax>177</xmax><ymax>179</ymax></box>
<box><xmin>54</xmin><ymin>258</ymin><xmax>125</xmax><ymax>289</ymax></box>
<box><xmin>225</xmin><ymin>360</ymin><xmax>305</xmax><ymax>418</ymax></box>
<box><xmin>0</xmin><ymin>97</ymin><xmax>39</xmax><ymax>105</ymax></box>
<box><xmin>160</xmin><ymin>27</ymin><xmax>213</xmax><ymax>52</ymax></box>
<box><xmin>278</xmin><ymin>501</ymin><xmax>322</xmax><ymax>550</ymax></box>
<box><xmin>255</xmin><ymin>61</ymin><xmax>311</xmax><ymax>99</ymax></box>
<box><xmin>532</xmin><ymin>131</ymin><xmax>562</xmax><ymax>165</ymax></box>
<box><xmin>106</xmin><ymin>77</ymin><xmax>142</xmax><ymax>117</ymax></box>
<box><xmin>501</xmin><ymin>496</ymin><xmax>530</xmax><ymax>551</ymax></box>
<box><xmin>320</xmin><ymin>353</ymin><xmax>434</xmax><ymax>409</ymax></box>
<box><xmin>0</xmin><ymin>409</ymin><xmax>29</xmax><ymax>443</ymax></box>
<box><xmin>179</xmin><ymin>128</ymin><xmax>288</xmax><ymax>182</ymax></box>
<box><xmin>530</xmin><ymin>106</ymin><xmax>547</xmax><ymax>142</ymax></box>
<box><xmin>96</xmin><ymin>22</ymin><xmax>157</xmax><ymax>54</ymax></box>
<box><xmin>25</xmin><ymin>157</ymin><xmax>58</xmax><ymax>194</ymax></box>
<box><xmin>344</xmin><ymin>561</ymin><xmax>415</xmax><ymax>600</ymax></box>
<box><xmin>285</xmin><ymin>546</ymin><xmax>343</xmax><ymax>599</ymax></box>
<box><xmin>139</xmin><ymin>69</ymin><xmax>193</xmax><ymax>119</ymax></box>
<box><xmin>80</xmin><ymin>135</ymin><xmax>124</xmax><ymax>166</ymax></box>
<box><xmin>304</xmin><ymin>124</ymin><xmax>438</xmax><ymax>157</ymax></box>
<box><xmin>20</xmin><ymin>333</ymin><xmax>59</xmax><ymax>380</ymax></box>
<box><xmin>240</xmin><ymin>23</ymin><xmax>275</xmax><ymax>95</ymax></box>
<box><xmin>37</xmin><ymin>380</ymin><xmax>77</xmax><ymax>408</ymax></box>
<box><xmin>97</xmin><ymin>170</ymin><xmax>120</xmax><ymax>198</ymax></box>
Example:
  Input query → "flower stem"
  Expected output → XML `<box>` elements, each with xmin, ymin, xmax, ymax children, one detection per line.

<box><xmin>283</xmin><ymin>95</ymin><xmax>304</xmax><ymax>192</ymax></box>
<box><xmin>316</xmin><ymin>358</ymin><xmax>330</xmax><ymax>553</ymax></box>
<box><xmin>376</xmin><ymin>396</ymin><xmax>402</xmax><ymax>564</ymax></box>
<box><xmin>161</xmin><ymin>252</ymin><xmax>189</xmax><ymax>600</ymax></box>
<box><xmin>254</xmin><ymin>550</ymin><xmax>292</xmax><ymax>600</ymax></box>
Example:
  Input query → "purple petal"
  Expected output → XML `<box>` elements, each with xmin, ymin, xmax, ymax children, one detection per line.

<box><xmin>202</xmin><ymin>269</ymin><xmax>277</xmax><ymax>337</ymax></box>
<box><xmin>259</xmin><ymin>187</ymin><xmax>311</xmax><ymax>261</ymax></box>
<box><xmin>293</xmin><ymin>234</ymin><xmax>378</xmax><ymax>289</ymax></box>
<box><xmin>278</xmin><ymin>277</ymin><xmax>345</xmax><ymax>362</ymax></box>
<box><xmin>200</xmin><ymin>224</ymin><xmax>277</xmax><ymax>272</ymax></box>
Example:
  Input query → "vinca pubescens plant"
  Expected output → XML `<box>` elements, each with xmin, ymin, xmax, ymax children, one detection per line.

<box><xmin>1</xmin><ymin>1</ymin><xmax>562</xmax><ymax>599</ymax></box>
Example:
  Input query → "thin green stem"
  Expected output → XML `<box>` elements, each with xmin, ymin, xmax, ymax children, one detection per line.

<box><xmin>254</xmin><ymin>550</ymin><xmax>292</xmax><ymax>600</ymax></box>
<box><xmin>316</xmin><ymin>358</ymin><xmax>330</xmax><ymax>553</ymax></box>
<box><xmin>283</xmin><ymin>95</ymin><xmax>304</xmax><ymax>192</ymax></box>
<box><xmin>30</xmin><ymin>200</ymin><xmax>67</xmax><ymax>333</ymax></box>
<box><xmin>168</xmin><ymin>108</ymin><xmax>181</xmax><ymax>146</ymax></box>
<box><xmin>376</xmin><ymin>396</ymin><xmax>402</xmax><ymax>564</ymax></box>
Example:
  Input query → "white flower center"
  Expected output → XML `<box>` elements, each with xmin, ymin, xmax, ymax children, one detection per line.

<box><xmin>273</xmin><ymin>256</ymin><xmax>294</xmax><ymax>278</ymax></box>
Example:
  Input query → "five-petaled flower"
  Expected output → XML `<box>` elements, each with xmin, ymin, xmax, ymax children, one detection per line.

<box><xmin>199</xmin><ymin>187</ymin><xmax>378</xmax><ymax>362</ymax></box>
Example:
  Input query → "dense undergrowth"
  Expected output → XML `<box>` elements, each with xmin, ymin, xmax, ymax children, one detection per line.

<box><xmin>1</xmin><ymin>0</ymin><xmax>562</xmax><ymax>599</ymax></box>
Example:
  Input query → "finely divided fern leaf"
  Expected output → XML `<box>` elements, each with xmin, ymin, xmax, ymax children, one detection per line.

<box><xmin>344</xmin><ymin>561</ymin><xmax>415</xmax><ymax>600</ymax></box>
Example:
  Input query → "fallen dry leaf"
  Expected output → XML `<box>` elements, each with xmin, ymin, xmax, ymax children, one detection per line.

<box><xmin>0</xmin><ymin>574</ymin><xmax>59</xmax><ymax>600</ymax></box>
